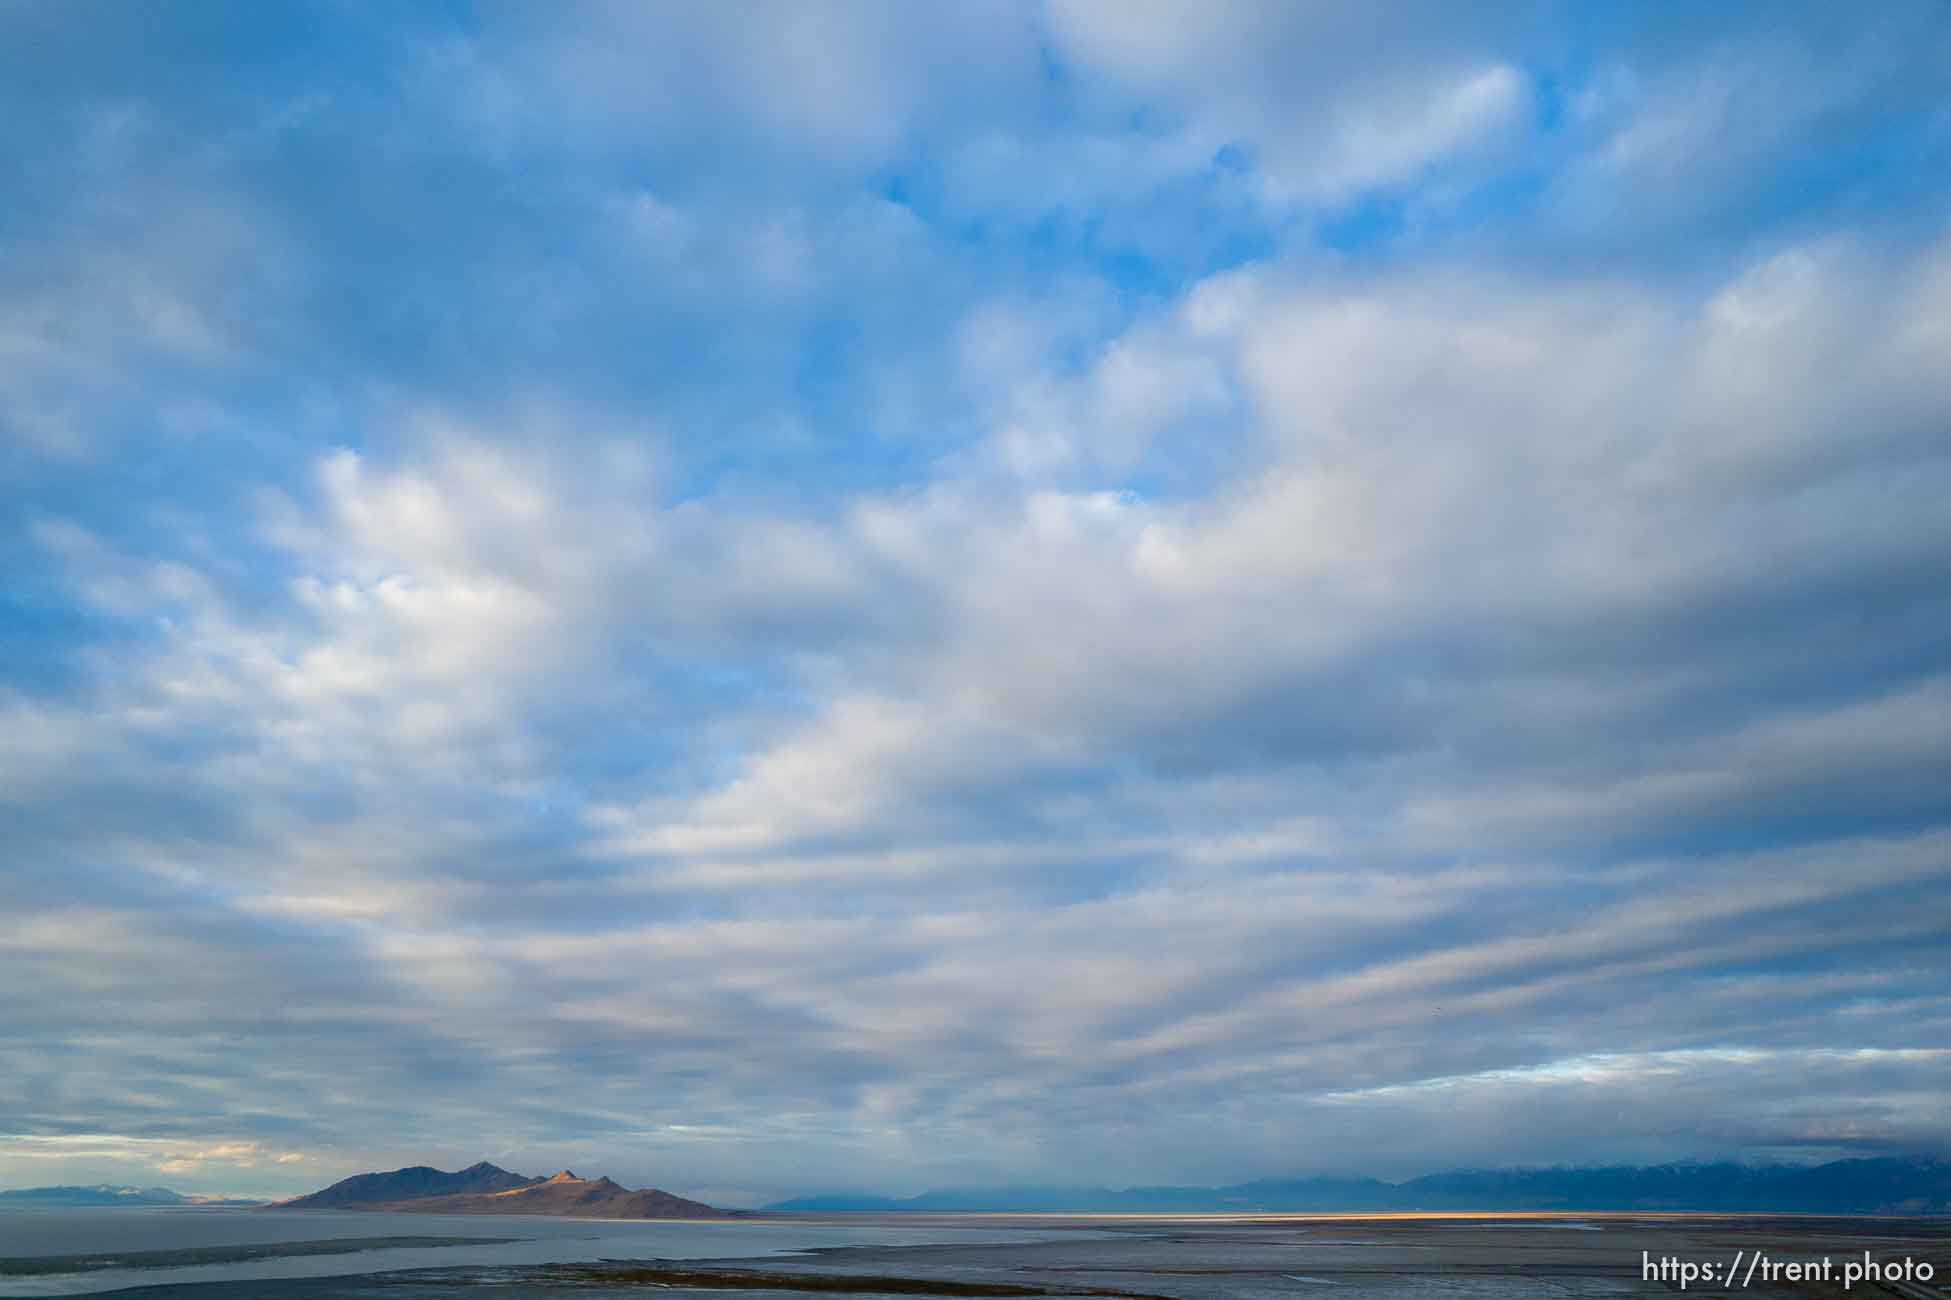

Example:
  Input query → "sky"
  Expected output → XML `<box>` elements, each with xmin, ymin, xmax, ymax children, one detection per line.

<box><xmin>2</xmin><ymin>1</ymin><xmax>1949</xmax><ymax>1208</ymax></box>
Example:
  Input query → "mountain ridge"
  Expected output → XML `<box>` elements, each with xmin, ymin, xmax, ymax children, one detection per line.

<box><xmin>272</xmin><ymin>1160</ymin><xmax>540</xmax><ymax>1210</ymax></box>
<box><xmin>768</xmin><ymin>1156</ymin><xmax>1951</xmax><ymax>1215</ymax></box>
<box><xmin>272</xmin><ymin>1162</ymin><xmax>727</xmax><ymax>1219</ymax></box>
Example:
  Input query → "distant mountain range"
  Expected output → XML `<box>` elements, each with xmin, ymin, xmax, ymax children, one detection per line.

<box><xmin>769</xmin><ymin>1157</ymin><xmax>1951</xmax><ymax>1215</ymax></box>
<box><xmin>0</xmin><ymin>1185</ymin><xmax>264</xmax><ymax>1208</ymax></box>
<box><xmin>272</xmin><ymin>1161</ymin><xmax>728</xmax><ymax>1219</ymax></box>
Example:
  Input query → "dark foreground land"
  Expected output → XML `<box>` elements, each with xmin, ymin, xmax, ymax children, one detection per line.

<box><xmin>12</xmin><ymin>1213</ymin><xmax>1949</xmax><ymax>1300</ymax></box>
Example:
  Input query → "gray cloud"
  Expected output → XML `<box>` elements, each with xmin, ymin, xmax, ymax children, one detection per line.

<box><xmin>3</xmin><ymin>1</ymin><xmax>1947</xmax><ymax>1203</ymax></box>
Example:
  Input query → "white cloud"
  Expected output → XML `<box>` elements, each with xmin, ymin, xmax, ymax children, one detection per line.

<box><xmin>1047</xmin><ymin>0</ymin><xmax>1532</xmax><ymax>204</ymax></box>
<box><xmin>588</xmin><ymin>230</ymin><xmax>1951</xmax><ymax>876</ymax></box>
<box><xmin>1545</xmin><ymin>11</ymin><xmax>1951</xmax><ymax>241</ymax></box>
<box><xmin>0</xmin><ymin>1135</ymin><xmax>270</xmax><ymax>1180</ymax></box>
<box><xmin>443</xmin><ymin>1</ymin><xmax>1046</xmax><ymax>175</ymax></box>
<box><xmin>5</xmin><ymin>2</ymin><xmax>1949</xmax><ymax>1196</ymax></box>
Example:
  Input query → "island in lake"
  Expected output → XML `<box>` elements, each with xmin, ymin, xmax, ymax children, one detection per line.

<box><xmin>269</xmin><ymin>1161</ymin><xmax>729</xmax><ymax>1219</ymax></box>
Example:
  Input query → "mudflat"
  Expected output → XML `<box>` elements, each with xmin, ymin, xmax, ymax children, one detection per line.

<box><xmin>0</xmin><ymin>1236</ymin><xmax>518</xmax><ymax>1278</ymax></box>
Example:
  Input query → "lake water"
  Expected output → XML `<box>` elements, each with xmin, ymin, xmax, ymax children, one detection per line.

<box><xmin>9</xmin><ymin>1208</ymin><xmax>1937</xmax><ymax>1299</ymax></box>
<box><xmin>0</xmin><ymin>1206</ymin><xmax>1074</xmax><ymax>1297</ymax></box>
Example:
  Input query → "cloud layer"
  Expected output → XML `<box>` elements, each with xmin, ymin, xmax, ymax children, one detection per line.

<box><xmin>4</xmin><ymin>1</ymin><xmax>1949</xmax><ymax>1202</ymax></box>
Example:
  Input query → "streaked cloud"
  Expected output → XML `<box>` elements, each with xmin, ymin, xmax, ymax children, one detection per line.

<box><xmin>3</xmin><ymin>0</ymin><xmax>1947</xmax><ymax>1200</ymax></box>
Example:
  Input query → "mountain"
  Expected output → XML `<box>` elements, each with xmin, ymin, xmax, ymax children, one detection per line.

<box><xmin>1387</xmin><ymin>1159</ymin><xmax>1951</xmax><ymax>1214</ymax></box>
<box><xmin>0</xmin><ymin>1185</ymin><xmax>263</xmax><ymax>1208</ymax></box>
<box><xmin>272</xmin><ymin>1161</ymin><xmax>539</xmax><ymax>1209</ymax></box>
<box><xmin>770</xmin><ymin>1181</ymin><xmax>1392</xmax><ymax>1213</ymax></box>
<box><xmin>768</xmin><ymin>1157</ymin><xmax>1951</xmax><ymax>1215</ymax></box>
<box><xmin>272</xmin><ymin>1162</ymin><xmax>728</xmax><ymax>1219</ymax></box>
<box><xmin>368</xmin><ymin>1170</ymin><xmax>730</xmax><ymax>1219</ymax></box>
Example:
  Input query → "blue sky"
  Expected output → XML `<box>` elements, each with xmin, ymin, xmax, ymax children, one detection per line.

<box><xmin>3</xmin><ymin>1</ymin><xmax>1949</xmax><ymax>1205</ymax></box>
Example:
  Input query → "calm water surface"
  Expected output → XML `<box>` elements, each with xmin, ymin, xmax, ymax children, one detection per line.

<box><xmin>0</xmin><ymin>1206</ymin><xmax>1074</xmax><ymax>1297</ymax></box>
